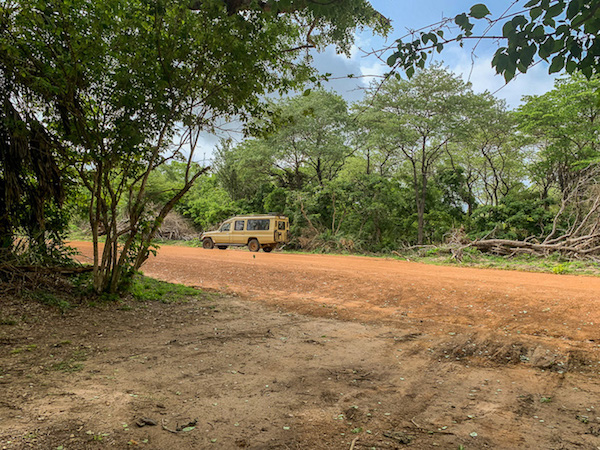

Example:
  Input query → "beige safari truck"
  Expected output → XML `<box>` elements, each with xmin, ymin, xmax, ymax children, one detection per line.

<box><xmin>200</xmin><ymin>214</ymin><xmax>289</xmax><ymax>252</ymax></box>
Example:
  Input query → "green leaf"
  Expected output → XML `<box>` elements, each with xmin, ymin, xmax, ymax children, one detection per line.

<box><xmin>549</xmin><ymin>54</ymin><xmax>565</xmax><ymax>73</ymax></box>
<box><xmin>182</xmin><ymin>426</ymin><xmax>195</xmax><ymax>432</ymax></box>
<box><xmin>566</xmin><ymin>0</ymin><xmax>581</xmax><ymax>20</ymax></box>
<box><xmin>545</xmin><ymin>2</ymin><xmax>565</xmax><ymax>19</ymax></box>
<box><xmin>511</xmin><ymin>15</ymin><xmax>528</xmax><ymax>29</ymax></box>
<box><xmin>302</xmin><ymin>89</ymin><xmax>312</xmax><ymax>97</ymax></box>
<box><xmin>469</xmin><ymin>4</ymin><xmax>490</xmax><ymax>19</ymax></box>
<box><xmin>406</xmin><ymin>66</ymin><xmax>415</xmax><ymax>78</ymax></box>
<box><xmin>502</xmin><ymin>21</ymin><xmax>515</xmax><ymax>37</ymax></box>
<box><xmin>530</xmin><ymin>7</ymin><xmax>543</xmax><ymax>20</ymax></box>
<box><xmin>520</xmin><ymin>44</ymin><xmax>537</xmax><ymax>67</ymax></box>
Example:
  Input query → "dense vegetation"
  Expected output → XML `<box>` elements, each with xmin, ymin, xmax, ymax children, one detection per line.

<box><xmin>0</xmin><ymin>0</ymin><xmax>386</xmax><ymax>292</ymax></box>
<box><xmin>1</xmin><ymin>0</ymin><xmax>599</xmax><ymax>294</ymax></box>
<box><xmin>161</xmin><ymin>70</ymin><xmax>600</xmax><ymax>256</ymax></box>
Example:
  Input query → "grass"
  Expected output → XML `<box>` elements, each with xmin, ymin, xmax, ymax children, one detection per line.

<box><xmin>409</xmin><ymin>249</ymin><xmax>600</xmax><ymax>276</ymax></box>
<box><xmin>11</xmin><ymin>344</ymin><xmax>37</xmax><ymax>355</ymax></box>
<box><xmin>50</xmin><ymin>349</ymin><xmax>87</xmax><ymax>373</ymax></box>
<box><xmin>23</xmin><ymin>290</ymin><xmax>71</xmax><ymax>313</ymax></box>
<box><xmin>129</xmin><ymin>274</ymin><xmax>201</xmax><ymax>303</ymax></box>
<box><xmin>0</xmin><ymin>317</ymin><xmax>18</xmax><ymax>326</ymax></box>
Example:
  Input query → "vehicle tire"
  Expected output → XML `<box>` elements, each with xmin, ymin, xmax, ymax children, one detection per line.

<box><xmin>202</xmin><ymin>238</ymin><xmax>214</xmax><ymax>249</ymax></box>
<box><xmin>217</xmin><ymin>245</ymin><xmax>227</xmax><ymax>250</ymax></box>
<box><xmin>248</xmin><ymin>238</ymin><xmax>260</xmax><ymax>252</ymax></box>
<box><xmin>262</xmin><ymin>246</ymin><xmax>273</xmax><ymax>253</ymax></box>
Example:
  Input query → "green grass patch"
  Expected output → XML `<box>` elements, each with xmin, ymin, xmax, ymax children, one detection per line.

<box><xmin>0</xmin><ymin>317</ymin><xmax>18</xmax><ymax>325</ymax></box>
<box><xmin>11</xmin><ymin>344</ymin><xmax>37</xmax><ymax>355</ymax></box>
<box><xmin>24</xmin><ymin>290</ymin><xmax>71</xmax><ymax>313</ymax></box>
<box><xmin>129</xmin><ymin>275</ymin><xmax>201</xmax><ymax>303</ymax></box>
<box><xmin>406</xmin><ymin>250</ymin><xmax>600</xmax><ymax>276</ymax></box>
<box><xmin>50</xmin><ymin>349</ymin><xmax>87</xmax><ymax>373</ymax></box>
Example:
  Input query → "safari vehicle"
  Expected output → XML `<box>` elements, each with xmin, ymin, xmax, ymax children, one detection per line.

<box><xmin>200</xmin><ymin>214</ymin><xmax>289</xmax><ymax>252</ymax></box>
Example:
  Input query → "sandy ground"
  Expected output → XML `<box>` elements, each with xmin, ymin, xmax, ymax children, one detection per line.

<box><xmin>1</xmin><ymin>243</ymin><xmax>599</xmax><ymax>449</ymax></box>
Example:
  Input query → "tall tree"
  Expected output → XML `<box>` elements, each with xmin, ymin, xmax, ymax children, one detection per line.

<box><xmin>269</xmin><ymin>90</ymin><xmax>354</xmax><ymax>187</ymax></box>
<box><xmin>517</xmin><ymin>73</ymin><xmax>600</xmax><ymax>197</ymax></box>
<box><xmin>452</xmin><ymin>94</ymin><xmax>522</xmax><ymax>209</ymax></box>
<box><xmin>362</xmin><ymin>66</ymin><xmax>475</xmax><ymax>244</ymax></box>
<box><xmin>0</xmin><ymin>0</ymin><xmax>387</xmax><ymax>291</ymax></box>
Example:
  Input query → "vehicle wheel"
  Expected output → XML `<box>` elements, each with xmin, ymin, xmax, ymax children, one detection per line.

<box><xmin>248</xmin><ymin>238</ymin><xmax>260</xmax><ymax>252</ymax></box>
<box><xmin>262</xmin><ymin>246</ymin><xmax>273</xmax><ymax>253</ymax></box>
<box><xmin>217</xmin><ymin>245</ymin><xmax>227</xmax><ymax>250</ymax></box>
<box><xmin>202</xmin><ymin>238</ymin><xmax>214</xmax><ymax>249</ymax></box>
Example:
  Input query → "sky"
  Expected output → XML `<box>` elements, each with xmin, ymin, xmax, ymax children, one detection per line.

<box><xmin>197</xmin><ymin>0</ymin><xmax>560</xmax><ymax>162</ymax></box>
<box><xmin>315</xmin><ymin>0</ymin><xmax>559</xmax><ymax>106</ymax></box>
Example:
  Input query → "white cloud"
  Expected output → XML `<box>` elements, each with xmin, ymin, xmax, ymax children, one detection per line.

<box><xmin>444</xmin><ymin>46</ymin><xmax>558</xmax><ymax>109</ymax></box>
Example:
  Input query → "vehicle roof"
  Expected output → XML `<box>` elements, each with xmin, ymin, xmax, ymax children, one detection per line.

<box><xmin>224</xmin><ymin>214</ymin><xmax>288</xmax><ymax>221</ymax></box>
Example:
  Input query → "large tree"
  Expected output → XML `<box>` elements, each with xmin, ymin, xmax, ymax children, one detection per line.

<box><xmin>518</xmin><ymin>73</ymin><xmax>600</xmax><ymax>196</ymax></box>
<box><xmin>361</xmin><ymin>66</ymin><xmax>475</xmax><ymax>244</ymax></box>
<box><xmin>0</xmin><ymin>0</ymin><xmax>387</xmax><ymax>292</ymax></box>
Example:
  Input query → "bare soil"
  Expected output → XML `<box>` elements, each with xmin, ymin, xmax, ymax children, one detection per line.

<box><xmin>1</xmin><ymin>243</ymin><xmax>600</xmax><ymax>449</ymax></box>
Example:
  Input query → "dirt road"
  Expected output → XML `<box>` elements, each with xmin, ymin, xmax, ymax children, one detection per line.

<box><xmin>77</xmin><ymin>242</ymin><xmax>600</xmax><ymax>346</ymax></box>
<box><xmin>2</xmin><ymin>244</ymin><xmax>600</xmax><ymax>449</ymax></box>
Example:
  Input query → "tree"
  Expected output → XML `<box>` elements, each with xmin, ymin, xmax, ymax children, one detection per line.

<box><xmin>387</xmin><ymin>1</ymin><xmax>600</xmax><ymax>82</ymax></box>
<box><xmin>0</xmin><ymin>0</ymin><xmax>387</xmax><ymax>292</ymax></box>
<box><xmin>269</xmin><ymin>90</ymin><xmax>354</xmax><ymax>187</ymax></box>
<box><xmin>517</xmin><ymin>73</ymin><xmax>600</xmax><ymax>197</ymax></box>
<box><xmin>454</xmin><ymin>94</ymin><xmax>523</xmax><ymax>209</ymax></box>
<box><xmin>0</xmin><ymin>76</ymin><xmax>66</xmax><ymax>261</ymax></box>
<box><xmin>362</xmin><ymin>66</ymin><xmax>475</xmax><ymax>244</ymax></box>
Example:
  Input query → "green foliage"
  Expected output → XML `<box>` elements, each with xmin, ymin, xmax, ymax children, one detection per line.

<box><xmin>517</xmin><ymin>74</ymin><xmax>600</xmax><ymax>196</ymax></box>
<box><xmin>470</xmin><ymin>193</ymin><xmax>555</xmax><ymax>240</ymax></box>
<box><xmin>388</xmin><ymin>0</ymin><xmax>600</xmax><ymax>82</ymax></box>
<box><xmin>176</xmin><ymin>175</ymin><xmax>236</xmax><ymax>231</ymax></box>
<box><xmin>128</xmin><ymin>275</ymin><xmax>201</xmax><ymax>303</ymax></box>
<box><xmin>0</xmin><ymin>0</ymin><xmax>386</xmax><ymax>292</ymax></box>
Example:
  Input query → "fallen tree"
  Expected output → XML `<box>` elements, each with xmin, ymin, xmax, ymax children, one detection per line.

<box><xmin>399</xmin><ymin>165</ymin><xmax>600</xmax><ymax>262</ymax></box>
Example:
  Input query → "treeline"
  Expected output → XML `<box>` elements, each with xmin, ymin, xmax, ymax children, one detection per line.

<box><xmin>159</xmin><ymin>67</ymin><xmax>600</xmax><ymax>254</ymax></box>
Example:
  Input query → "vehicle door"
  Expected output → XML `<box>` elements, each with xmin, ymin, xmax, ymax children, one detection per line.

<box><xmin>231</xmin><ymin>219</ymin><xmax>246</xmax><ymax>244</ymax></box>
<box><xmin>215</xmin><ymin>221</ymin><xmax>232</xmax><ymax>244</ymax></box>
<box><xmin>275</xmin><ymin>219</ymin><xmax>288</xmax><ymax>243</ymax></box>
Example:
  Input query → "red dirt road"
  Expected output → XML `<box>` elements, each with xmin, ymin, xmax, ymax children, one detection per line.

<box><xmin>74</xmin><ymin>242</ymin><xmax>600</xmax><ymax>348</ymax></box>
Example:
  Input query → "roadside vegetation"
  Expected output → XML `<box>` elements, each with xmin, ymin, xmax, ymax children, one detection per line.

<box><xmin>2</xmin><ymin>0</ymin><xmax>600</xmax><ymax>295</ymax></box>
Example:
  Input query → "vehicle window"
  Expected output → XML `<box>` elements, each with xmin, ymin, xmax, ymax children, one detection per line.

<box><xmin>234</xmin><ymin>220</ymin><xmax>245</xmax><ymax>231</ymax></box>
<box><xmin>278</xmin><ymin>221</ymin><xmax>286</xmax><ymax>230</ymax></box>
<box><xmin>247</xmin><ymin>219</ymin><xmax>270</xmax><ymax>231</ymax></box>
<box><xmin>220</xmin><ymin>223</ymin><xmax>231</xmax><ymax>232</ymax></box>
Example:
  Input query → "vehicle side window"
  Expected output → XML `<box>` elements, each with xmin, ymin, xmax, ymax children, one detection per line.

<box><xmin>220</xmin><ymin>223</ymin><xmax>231</xmax><ymax>232</ymax></box>
<box><xmin>278</xmin><ymin>221</ymin><xmax>286</xmax><ymax>230</ymax></box>
<box><xmin>247</xmin><ymin>219</ymin><xmax>270</xmax><ymax>231</ymax></box>
<box><xmin>234</xmin><ymin>220</ymin><xmax>245</xmax><ymax>231</ymax></box>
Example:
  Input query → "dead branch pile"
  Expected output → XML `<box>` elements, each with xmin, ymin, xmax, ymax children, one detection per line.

<box><xmin>401</xmin><ymin>167</ymin><xmax>600</xmax><ymax>262</ymax></box>
<box><xmin>154</xmin><ymin>211</ymin><xmax>198</xmax><ymax>240</ymax></box>
<box><xmin>94</xmin><ymin>210</ymin><xmax>198</xmax><ymax>241</ymax></box>
<box><xmin>473</xmin><ymin>169</ymin><xmax>600</xmax><ymax>261</ymax></box>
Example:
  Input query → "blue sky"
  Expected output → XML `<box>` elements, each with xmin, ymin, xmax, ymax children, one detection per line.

<box><xmin>315</xmin><ymin>0</ymin><xmax>559</xmax><ymax>108</ymax></box>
